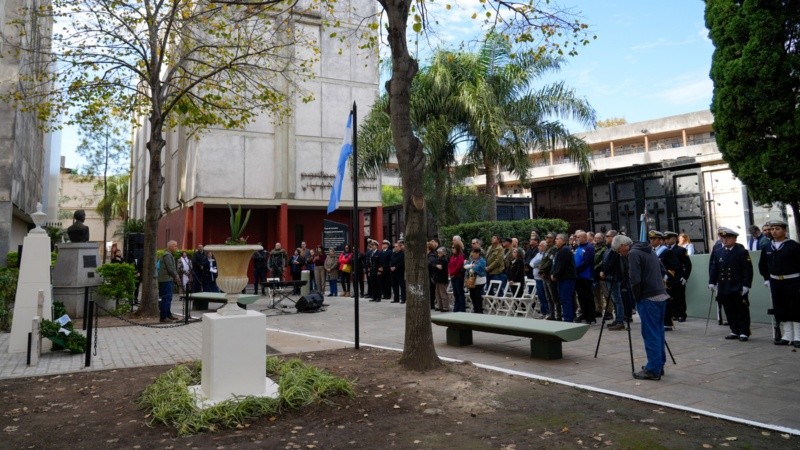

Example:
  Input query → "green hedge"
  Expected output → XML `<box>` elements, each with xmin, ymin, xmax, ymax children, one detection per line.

<box><xmin>440</xmin><ymin>218</ymin><xmax>569</xmax><ymax>248</ymax></box>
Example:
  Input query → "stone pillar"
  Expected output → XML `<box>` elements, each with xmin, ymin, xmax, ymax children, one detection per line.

<box><xmin>51</xmin><ymin>242</ymin><xmax>102</xmax><ymax>318</ymax></box>
<box><xmin>188</xmin><ymin>310</ymin><xmax>278</xmax><ymax>408</ymax></box>
<box><xmin>8</xmin><ymin>225</ymin><xmax>53</xmax><ymax>353</ymax></box>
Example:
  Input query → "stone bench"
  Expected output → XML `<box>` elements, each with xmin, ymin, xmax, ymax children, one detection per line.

<box><xmin>431</xmin><ymin>313</ymin><xmax>590</xmax><ymax>360</ymax></box>
<box><xmin>185</xmin><ymin>293</ymin><xmax>261</xmax><ymax>310</ymax></box>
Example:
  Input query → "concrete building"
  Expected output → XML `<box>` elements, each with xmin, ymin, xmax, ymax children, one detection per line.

<box><xmin>464</xmin><ymin>110</ymin><xmax>793</xmax><ymax>251</ymax></box>
<box><xmin>58</xmin><ymin>163</ymin><xmax>124</xmax><ymax>258</ymax></box>
<box><xmin>0</xmin><ymin>0</ymin><xmax>58</xmax><ymax>266</ymax></box>
<box><xmin>129</xmin><ymin>2</ymin><xmax>382</xmax><ymax>255</ymax></box>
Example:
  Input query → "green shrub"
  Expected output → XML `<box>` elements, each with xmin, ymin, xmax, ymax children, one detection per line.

<box><xmin>441</xmin><ymin>218</ymin><xmax>570</xmax><ymax>248</ymax></box>
<box><xmin>5</xmin><ymin>252</ymin><xmax>20</xmax><ymax>268</ymax></box>
<box><xmin>0</xmin><ymin>267</ymin><xmax>18</xmax><ymax>332</ymax></box>
<box><xmin>139</xmin><ymin>356</ymin><xmax>354</xmax><ymax>436</ymax></box>
<box><xmin>96</xmin><ymin>263</ymin><xmax>137</xmax><ymax>306</ymax></box>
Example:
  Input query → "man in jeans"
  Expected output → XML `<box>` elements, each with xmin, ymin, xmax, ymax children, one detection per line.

<box><xmin>157</xmin><ymin>240</ymin><xmax>180</xmax><ymax>323</ymax></box>
<box><xmin>614</xmin><ymin>234</ymin><xmax>668</xmax><ymax>381</ymax></box>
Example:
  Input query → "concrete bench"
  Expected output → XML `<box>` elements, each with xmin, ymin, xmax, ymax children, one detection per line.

<box><xmin>431</xmin><ymin>313</ymin><xmax>590</xmax><ymax>360</ymax></box>
<box><xmin>186</xmin><ymin>293</ymin><xmax>261</xmax><ymax>310</ymax></box>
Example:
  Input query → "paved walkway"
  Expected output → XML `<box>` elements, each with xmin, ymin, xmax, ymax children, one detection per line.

<box><xmin>1</xmin><ymin>294</ymin><xmax>799</xmax><ymax>435</ymax></box>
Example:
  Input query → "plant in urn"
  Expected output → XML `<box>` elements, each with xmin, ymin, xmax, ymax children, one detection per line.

<box><xmin>203</xmin><ymin>205</ymin><xmax>261</xmax><ymax>316</ymax></box>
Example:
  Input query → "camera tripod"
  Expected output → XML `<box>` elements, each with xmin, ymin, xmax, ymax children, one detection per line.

<box><xmin>594</xmin><ymin>285</ymin><xmax>676</xmax><ymax>375</ymax></box>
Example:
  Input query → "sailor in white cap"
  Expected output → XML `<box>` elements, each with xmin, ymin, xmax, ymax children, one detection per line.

<box><xmin>758</xmin><ymin>219</ymin><xmax>800</xmax><ymax>346</ymax></box>
<box><xmin>708</xmin><ymin>226</ymin><xmax>753</xmax><ymax>341</ymax></box>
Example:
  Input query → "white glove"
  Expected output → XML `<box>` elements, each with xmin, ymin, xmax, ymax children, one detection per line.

<box><xmin>708</xmin><ymin>284</ymin><xmax>717</xmax><ymax>291</ymax></box>
<box><xmin>741</xmin><ymin>286</ymin><xmax>749</xmax><ymax>296</ymax></box>
<box><xmin>680</xmin><ymin>278</ymin><xmax>687</xmax><ymax>286</ymax></box>
<box><xmin>764</xmin><ymin>280</ymin><xmax>770</xmax><ymax>288</ymax></box>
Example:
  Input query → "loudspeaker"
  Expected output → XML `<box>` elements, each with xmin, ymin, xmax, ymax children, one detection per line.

<box><xmin>296</xmin><ymin>291</ymin><xmax>324</xmax><ymax>312</ymax></box>
<box><xmin>125</xmin><ymin>233</ymin><xmax>145</xmax><ymax>262</ymax></box>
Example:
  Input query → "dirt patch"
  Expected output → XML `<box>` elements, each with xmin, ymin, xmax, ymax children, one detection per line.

<box><xmin>0</xmin><ymin>346</ymin><xmax>791</xmax><ymax>449</ymax></box>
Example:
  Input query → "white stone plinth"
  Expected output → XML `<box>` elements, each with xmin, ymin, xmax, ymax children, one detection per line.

<box><xmin>189</xmin><ymin>310</ymin><xmax>278</xmax><ymax>408</ymax></box>
<box><xmin>9</xmin><ymin>232</ymin><xmax>53</xmax><ymax>353</ymax></box>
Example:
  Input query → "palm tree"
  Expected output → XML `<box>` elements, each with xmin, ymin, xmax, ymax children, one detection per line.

<box><xmin>96</xmin><ymin>173</ymin><xmax>130</xmax><ymax>258</ymax></box>
<box><xmin>359</xmin><ymin>55</ymin><xmax>465</xmax><ymax>236</ymax></box>
<box><xmin>454</xmin><ymin>34</ymin><xmax>596</xmax><ymax>220</ymax></box>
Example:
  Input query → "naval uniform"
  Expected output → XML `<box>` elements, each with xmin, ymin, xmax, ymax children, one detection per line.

<box><xmin>709</xmin><ymin>243</ymin><xmax>753</xmax><ymax>337</ymax></box>
<box><xmin>759</xmin><ymin>239</ymin><xmax>800</xmax><ymax>339</ymax></box>
<box><xmin>669</xmin><ymin>243</ymin><xmax>692</xmax><ymax>321</ymax></box>
<box><xmin>656</xmin><ymin>245</ymin><xmax>679</xmax><ymax>327</ymax></box>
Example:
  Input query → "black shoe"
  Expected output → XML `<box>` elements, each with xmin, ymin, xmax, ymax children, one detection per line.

<box><xmin>633</xmin><ymin>369</ymin><xmax>661</xmax><ymax>381</ymax></box>
<box><xmin>642</xmin><ymin>365</ymin><xmax>664</xmax><ymax>377</ymax></box>
<box><xmin>739</xmin><ymin>335</ymin><xmax>749</xmax><ymax>342</ymax></box>
<box><xmin>369</xmin><ymin>299</ymin><xmax>377</xmax><ymax>302</ymax></box>
<box><xmin>391</xmin><ymin>300</ymin><xmax>399</xmax><ymax>303</ymax></box>
<box><xmin>793</xmin><ymin>341</ymin><xmax>800</xmax><ymax>348</ymax></box>
<box><xmin>594</xmin><ymin>311</ymin><xmax>603</xmax><ymax>318</ymax></box>
<box><xmin>724</xmin><ymin>334</ymin><xmax>739</xmax><ymax>340</ymax></box>
<box><xmin>400</xmin><ymin>301</ymin><xmax>405</xmax><ymax>304</ymax></box>
<box><xmin>159</xmin><ymin>318</ymin><xmax>170</xmax><ymax>323</ymax></box>
<box><xmin>603</xmin><ymin>313</ymin><xmax>613</xmax><ymax>321</ymax></box>
<box><xmin>664</xmin><ymin>326</ymin><xmax>673</xmax><ymax>331</ymax></box>
<box><xmin>774</xmin><ymin>339</ymin><xmax>790</xmax><ymax>346</ymax></box>
<box><xmin>677</xmin><ymin>317</ymin><xmax>686</xmax><ymax>323</ymax></box>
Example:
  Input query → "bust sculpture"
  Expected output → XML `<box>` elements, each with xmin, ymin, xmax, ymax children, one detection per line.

<box><xmin>66</xmin><ymin>209</ymin><xmax>90</xmax><ymax>243</ymax></box>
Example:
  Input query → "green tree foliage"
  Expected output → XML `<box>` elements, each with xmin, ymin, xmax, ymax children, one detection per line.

<box><xmin>705</xmin><ymin>1</ymin><xmax>800</xmax><ymax>228</ymax></box>
<box><xmin>381</xmin><ymin>186</ymin><xmax>403</xmax><ymax>206</ymax></box>
<box><xmin>453</xmin><ymin>34</ymin><xmax>596</xmax><ymax>220</ymax></box>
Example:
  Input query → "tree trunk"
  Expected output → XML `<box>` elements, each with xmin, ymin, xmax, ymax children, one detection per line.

<box><xmin>102</xmin><ymin>129</ymin><xmax>109</xmax><ymax>263</ymax></box>
<box><xmin>136</xmin><ymin>112</ymin><xmax>166</xmax><ymax>317</ymax></box>
<box><xmin>790</xmin><ymin>201</ymin><xmax>800</xmax><ymax>242</ymax></box>
<box><xmin>484</xmin><ymin>156</ymin><xmax>497</xmax><ymax>221</ymax></box>
<box><xmin>381</xmin><ymin>0</ymin><xmax>440</xmax><ymax>371</ymax></box>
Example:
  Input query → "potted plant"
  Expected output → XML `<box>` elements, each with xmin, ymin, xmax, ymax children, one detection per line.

<box><xmin>204</xmin><ymin>205</ymin><xmax>262</xmax><ymax>315</ymax></box>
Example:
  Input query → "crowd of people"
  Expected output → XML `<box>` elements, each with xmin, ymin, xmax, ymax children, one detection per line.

<box><xmin>150</xmin><ymin>218</ymin><xmax>797</xmax><ymax>378</ymax></box>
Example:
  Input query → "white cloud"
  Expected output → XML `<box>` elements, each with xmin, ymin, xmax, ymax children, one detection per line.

<box><xmin>630</xmin><ymin>37</ymin><xmax>695</xmax><ymax>51</ymax></box>
<box><xmin>656</xmin><ymin>77</ymin><xmax>713</xmax><ymax>105</ymax></box>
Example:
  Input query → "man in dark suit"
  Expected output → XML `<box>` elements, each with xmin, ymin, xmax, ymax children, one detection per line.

<box><xmin>709</xmin><ymin>227</ymin><xmax>753</xmax><ymax>341</ymax></box>
<box><xmin>649</xmin><ymin>231</ymin><xmax>679</xmax><ymax>330</ymax></box>
<box><xmin>664</xmin><ymin>231</ymin><xmax>692</xmax><ymax>322</ymax></box>
<box><xmin>379</xmin><ymin>240</ymin><xmax>393</xmax><ymax>300</ymax></box>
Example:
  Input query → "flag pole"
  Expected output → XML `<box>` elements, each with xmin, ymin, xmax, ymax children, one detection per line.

<box><xmin>350</xmin><ymin>101</ymin><xmax>360</xmax><ymax>350</ymax></box>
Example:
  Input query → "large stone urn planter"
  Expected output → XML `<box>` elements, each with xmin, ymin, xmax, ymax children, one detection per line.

<box><xmin>203</xmin><ymin>244</ymin><xmax>261</xmax><ymax>316</ymax></box>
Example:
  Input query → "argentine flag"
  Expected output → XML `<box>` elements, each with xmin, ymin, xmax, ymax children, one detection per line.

<box><xmin>327</xmin><ymin>112</ymin><xmax>354</xmax><ymax>214</ymax></box>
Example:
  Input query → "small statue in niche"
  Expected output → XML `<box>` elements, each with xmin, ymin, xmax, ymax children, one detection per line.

<box><xmin>66</xmin><ymin>209</ymin><xmax>90</xmax><ymax>243</ymax></box>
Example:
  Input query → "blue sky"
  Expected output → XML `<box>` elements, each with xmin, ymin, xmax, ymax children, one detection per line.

<box><xmin>60</xmin><ymin>0</ymin><xmax>714</xmax><ymax>167</ymax></box>
<box><xmin>405</xmin><ymin>0</ymin><xmax>715</xmax><ymax>130</ymax></box>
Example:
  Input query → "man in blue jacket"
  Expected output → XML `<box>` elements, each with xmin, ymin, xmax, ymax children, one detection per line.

<box><xmin>573</xmin><ymin>230</ymin><xmax>596</xmax><ymax>323</ymax></box>
<box><xmin>613</xmin><ymin>234</ymin><xmax>668</xmax><ymax>381</ymax></box>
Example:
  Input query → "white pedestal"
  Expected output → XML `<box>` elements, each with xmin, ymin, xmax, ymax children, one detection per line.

<box><xmin>8</xmin><ymin>231</ymin><xmax>53</xmax><ymax>354</ymax></box>
<box><xmin>188</xmin><ymin>310</ymin><xmax>278</xmax><ymax>408</ymax></box>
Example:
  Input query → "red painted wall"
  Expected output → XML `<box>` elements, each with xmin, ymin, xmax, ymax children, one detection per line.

<box><xmin>157</xmin><ymin>208</ymin><xmax>188</xmax><ymax>249</ymax></box>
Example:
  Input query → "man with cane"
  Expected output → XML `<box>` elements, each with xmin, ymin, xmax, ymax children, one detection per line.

<box><xmin>614</xmin><ymin>234</ymin><xmax>669</xmax><ymax>381</ymax></box>
<box><xmin>708</xmin><ymin>227</ymin><xmax>753</xmax><ymax>342</ymax></box>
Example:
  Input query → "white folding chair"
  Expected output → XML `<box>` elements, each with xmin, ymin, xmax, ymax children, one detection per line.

<box><xmin>495</xmin><ymin>283</ymin><xmax>522</xmax><ymax>316</ymax></box>
<box><xmin>482</xmin><ymin>280</ymin><xmax>502</xmax><ymax>314</ymax></box>
<box><xmin>513</xmin><ymin>280</ymin><xmax>538</xmax><ymax>318</ymax></box>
